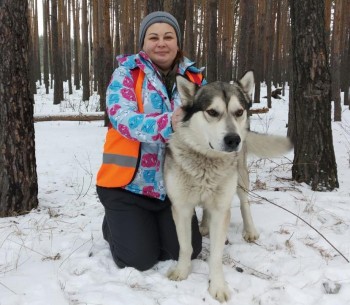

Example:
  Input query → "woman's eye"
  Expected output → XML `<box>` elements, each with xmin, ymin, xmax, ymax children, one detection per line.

<box><xmin>235</xmin><ymin>109</ymin><xmax>244</xmax><ymax>117</ymax></box>
<box><xmin>206</xmin><ymin>109</ymin><xmax>219</xmax><ymax>117</ymax></box>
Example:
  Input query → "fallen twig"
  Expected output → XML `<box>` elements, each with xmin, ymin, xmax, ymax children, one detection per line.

<box><xmin>248</xmin><ymin>107</ymin><xmax>269</xmax><ymax>115</ymax></box>
<box><xmin>0</xmin><ymin>281</ymin><xmax>18</xmax><ymax>295</ymax></box>
<box><xmin>240</xmin><ymin>186</ymin><xmax>350</xmax><ymax>263</ymax></box>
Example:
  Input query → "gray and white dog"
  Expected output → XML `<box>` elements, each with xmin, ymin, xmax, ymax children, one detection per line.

<box><xmin>164</xmin><ymin>71</ymin><xmax>292</xmax><ymax>302</ymax></box>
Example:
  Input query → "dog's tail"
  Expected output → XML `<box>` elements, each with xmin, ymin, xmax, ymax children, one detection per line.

<box><xmin>245</xmin><ymin>131</ymin><xmax>293</xmax><ymax>158</ymax></box>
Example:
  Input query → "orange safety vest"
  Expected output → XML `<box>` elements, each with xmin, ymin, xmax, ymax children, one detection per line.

<box><xmin>96</xmin><ymin>68</ymin><xmax>203</xmax><ymax>188</ymax></box>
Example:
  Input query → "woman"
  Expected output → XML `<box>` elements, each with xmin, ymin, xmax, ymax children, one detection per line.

<box><xmin>96</xmin><ymin>11</ymin><xmax>206</xmax><ymax>271</ymax></box>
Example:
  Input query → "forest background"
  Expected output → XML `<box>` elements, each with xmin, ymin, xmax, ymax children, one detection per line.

<box><xmin>1</xmin><ymin>1</ymin><xmax>350</xmax><ymax>222</ymax></box>
<box><xmin>28</xmin><ymin>0</ymin><xmax>350</xmax><ymax>116</ymax></box>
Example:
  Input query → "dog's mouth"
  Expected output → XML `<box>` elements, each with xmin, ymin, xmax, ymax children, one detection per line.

<box><xmin>209</xmin><ymin>142</ymin><xmax>239</xmax><ymax>154</ymax></box>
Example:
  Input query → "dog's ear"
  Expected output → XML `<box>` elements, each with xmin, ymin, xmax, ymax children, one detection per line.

<box><xmin>239</xmin><ymin>70</ymin><xmax>255</xmax><ymax>97</ymax></box>
<box><xmin>176</xmin><ymin>75</ymin><xmax>197</xmax><ymax>107</ymax></box>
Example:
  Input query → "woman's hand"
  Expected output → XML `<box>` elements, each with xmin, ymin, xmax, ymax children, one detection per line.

<box><xmin>171</xmin><ymin>107</ymin><xmax>185</xmax><ymax>131</ymax></box>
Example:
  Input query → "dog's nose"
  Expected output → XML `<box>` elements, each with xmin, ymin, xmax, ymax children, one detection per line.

<box><xmin>224</xmin><ymin>133</ymin><xmax>241</xmax><ymax>151</ymax></box>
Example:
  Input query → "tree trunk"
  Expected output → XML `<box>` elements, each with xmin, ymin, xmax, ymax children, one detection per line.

<box><xmin>59</xmin><ymin>0</ymin><xmax>67</xmax><ymax>81</ymax></box>
<box><xmin>264</xmin><ymin>0</ymin><xmax>275</xmax><ymax>108</ymax></box>
<box><xmin>273</xmin><ymin>0</ymin><xmax>282</xmax><ymax>87</ymax></box>
<box><xmin>104</xmin><ymin>0</ymin><xmax>113</xmax><ymax>86</ymax></box>
<box><xmin>289</xmin><ymin>0</ymin><xmax>338</xmax><ymax>191</ymax></box>
<box><xmin>340</xmin><ymin>0</ymin><xmax>350</xmax><ymax>102</ymax></box>
<box><xmin>0</xmin><ymin>0</ymin><xmax>38</xmax><ymax>217</ymax></box>
<box><xmin>345</xmin><ymin>26</ymin><xmax>350</xmax><ymax>107</ymax></box>
<box><xmin>171</xmin><ymin>0</ymin><xmax>185</xmax><ymax>48</ymax></box>
<box><xmin>206</xmin><ymin>0</ymin><xmax>218</xmax><ymax>82</ymax></box>
<box><xmin>218</xmin><ymin>0</ymin><xmax>236</xmax><ymax>82</ymax></box>
<box><xmin>43</xmin><ymin>0</ymin><xmax>50</xmax><ymax>94</ymax></box>
<box><xmin>113</xmin><ymin>0</ymin><xmax>120</xmax><ymax>67</ymax></box>
<box><xmin>51</xmin><ymin>0</ymin><xmax>63</xmax><ymax>104</ymax></box>
<box><xmin>92</xmin><ymin>0</ymin><xmax>99</xmax><ymax>92</ymax></box>
<box><xmin>72</xmin><ymin>0</ymin><xmax>81</xmax><ymax>89</ymax></box>
<box><xmin>146</xmin><ymin>0</ymin><xmax>164</xmax><ymax>13</ymax></box>
<box><xmin>66</xmin><ymin>0</ymin><xmax>73</xmax><ymax>94</ymax></box>
<box><xmin>331</xmin><ymin>0</ymin><xmax>342</xmax><ymax>121</ymax></box>
<box><xmin>33</xmin><ymin>0</ymin><xmax>41</xmax><ymax>84</ymax></box>
<box><xmin>237</xmin><ymin>0</ymin><xmax>256</xmax><ymax>77</ymax></box>
<box><xmin>184</xmin><ymin>0</ymin><xmax>195</xmax><ymax>60</ymax></box>
<box><xmin>254</xmin><ymin>0</ymin><xmax>266</xmax><ymax>103</ymax></box>
<box><xmin>28</xmin><ymin>2</ymin><xmax>37</xmax><ymax>95</ymax></box>
<box><xmin>81</xmin><ymin>0</ymin><xmax>90</xmax><ymax>101</ymax></box>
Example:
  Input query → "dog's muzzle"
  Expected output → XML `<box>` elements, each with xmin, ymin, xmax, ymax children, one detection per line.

<box><xmin>223</xmin><ymin>133</ymin><xmax>241</xmax><ymax>152</ymax></box>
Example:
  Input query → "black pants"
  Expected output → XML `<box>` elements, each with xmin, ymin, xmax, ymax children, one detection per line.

<box><xmin>97</xmin><ymin>186</ymin><xmax>202</xmax><ymax>271</ymax></box>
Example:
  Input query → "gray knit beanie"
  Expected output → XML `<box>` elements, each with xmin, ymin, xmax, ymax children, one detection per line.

<box><xmin>139</xmin><ymin>11</ymin><xmax>181</xmax><ymax>49</ymax></box>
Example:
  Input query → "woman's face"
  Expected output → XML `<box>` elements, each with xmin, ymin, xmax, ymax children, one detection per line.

<box><xmin>142</xmin><ymin>23</ymin><xmax>179</xmax><ymax>72</ymax></box>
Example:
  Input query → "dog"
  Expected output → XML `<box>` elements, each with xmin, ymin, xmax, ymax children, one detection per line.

<box><xmin>164</xmin><ymin>71</ymin><xmax>292</xmax><ymax>302</ymax></box>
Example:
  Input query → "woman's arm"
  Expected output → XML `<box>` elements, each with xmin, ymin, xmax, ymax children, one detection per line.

<box><xmin>106</xmin><ymin>68</ymin><xmax>173</xmax><ymax>143</ymax></box>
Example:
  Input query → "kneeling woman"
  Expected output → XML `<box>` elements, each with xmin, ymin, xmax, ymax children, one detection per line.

<box><xmin>96</xmin><ymin>11</ymin><xmax>206</xmax><ymax>271</ymax></box>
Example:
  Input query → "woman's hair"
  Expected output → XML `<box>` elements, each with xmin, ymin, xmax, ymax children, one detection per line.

<box><xmin>175</xmin><ymin>49</ymin><xmax>184</xmax><ymax>63</ymax></box>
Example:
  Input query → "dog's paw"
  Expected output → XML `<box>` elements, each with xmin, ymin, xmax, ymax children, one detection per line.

<box><xmin>167</xmin><ymin>266</ymin><xmax>190</xmax><ymax>281</ymax></box>
<box><xmin>208</xmin><ymin>281</ymin><xmax>231</xmax><ymax>303</ymax></box>
<box><xmin>243</xmin><ymin>228</ymin><xmax>259</xmax><ymax>242</ymax></box>
<box><xmin>199</xmin><ymin>225</ymin><xmax>209</xmax><ymax>236</ymax></box>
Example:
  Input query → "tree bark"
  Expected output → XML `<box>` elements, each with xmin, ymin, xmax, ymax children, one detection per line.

<box><xmin>289</xmin><ymin>0</ymin><xmax>338</xmax><ymax>191</ymax></box>
<box><xmin>81</xmin><ymin>0</ymin><xmax>90</xmax><ymax>101</ymax></box>
<box><xmin>72</xmin><ymin>0</ymin><xmax>81</xmax><ymax>89</ymax></box>
<box><xmin>254</xmin><ymin>0</ymin><xmax>266</xmax><ymax>103</ymax></box>
<box><xmin>184</xmin><ymin>0</ymin><xmax>195</xmax><ymax>60</ymax></box>
<box><xmin>43</xmin><ymin>0</ymin><xmax>50</xmax><ymax>94</ymax></box>
<box><xmin>171</xmin><ymin>0</ymin><xmax>185</xmax><ymax>48</ymax></box>
<box><xmin>237</xmin><ymin>0</ymin><xmax>256</xmax><ymax>77</ymax></box>
<box><xmin>0</xmin><ymin>0</ymin><xmax>38</xmax><ymax>216</ymax></box>
<box><xmin>264</xmin><ymin>0</ymin><xmax>275</xmax><ymax>108</ymax></box>
<box><xmin>66</xmin><ymin>0</ymin><xmax>73</xmax><ymax>94</ymax></box>
<box><xmin>146</xmin><ymin>0</ymin><xmax>164</xmax><ymax>13</ymax></box>
<box><xmin>206</xmin><ymin>0</ymin><xmax>218</xmax><ymax>82</ymax></box>
<box><xmin>51</xmin><ymin>0</ymin><xmax>63</xmax><ymax>104</ymax></box>
<box><xmin>331</xmin><ymin>0</ymin><xmax>342</xmax><ymax>121</ymax></box>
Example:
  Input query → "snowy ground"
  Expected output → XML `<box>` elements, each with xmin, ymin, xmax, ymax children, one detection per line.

<box><xmin>1</xmin><ymin>83</ymin><xmax>350</xmax><ymax>305</ymax></box>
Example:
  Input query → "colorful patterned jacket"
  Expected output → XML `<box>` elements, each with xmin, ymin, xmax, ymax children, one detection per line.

<box><xmin>103</xmin><ymin>51</ymin><xmax>206</xmax><ymax>200</ymax></box>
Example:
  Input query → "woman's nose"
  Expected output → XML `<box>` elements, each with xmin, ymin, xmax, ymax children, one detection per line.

<box><xmin>157</xmin><ymin>38</ymin><xmax>166</xmax><ymax>46</ymax></box>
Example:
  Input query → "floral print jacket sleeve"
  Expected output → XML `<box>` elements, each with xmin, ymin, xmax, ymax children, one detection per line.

<box><xmin>107</xmin><ymin>53</ymin><xmax>176</xmax><ymax>144</ymax></box>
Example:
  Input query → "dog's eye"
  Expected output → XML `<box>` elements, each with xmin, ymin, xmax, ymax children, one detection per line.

<box><xmin>206</xmin><ymin>109</ymin><xmax>219</xmax><ymax>117</ymax></box>
<box><xmin>235</xmin><ymin>109</ymin><xmax>244</xmax><ymax>117</ymax></box>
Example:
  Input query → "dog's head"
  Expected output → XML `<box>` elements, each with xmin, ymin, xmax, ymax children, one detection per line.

<box><xmin>175</xmin><ymin>71</ymin><xmax>254</xmax><ymax>155</ymax></box>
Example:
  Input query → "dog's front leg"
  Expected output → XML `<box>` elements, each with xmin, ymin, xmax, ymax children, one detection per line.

<box><xmin>199</xmin><ymin>208</ymin><xmax>209</xmax><ymax>236</ymax></box>
<box><xmin>238</xmin><ymin>147</ymin><xmax>259</xmax><ymax>242</ymax></box>
<box><xmin>208</xmin><ymin>208</ymin><xmax>231</xmax><ymax>302</ymax></box>
<box><xmin>167</xmin><ymin>205</ymin><xmax>193</xmax><ymax>281</ymax></box>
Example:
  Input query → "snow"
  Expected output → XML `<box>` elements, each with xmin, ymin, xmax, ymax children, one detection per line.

<box><xmin>1</xmin><ymin>83</ymin><xmax>350</xmax><ymax>305</ymax></box>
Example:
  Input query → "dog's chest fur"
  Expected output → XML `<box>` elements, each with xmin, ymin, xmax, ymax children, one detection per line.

<box><xmin>165</xmin><ymin>144</ymin><xmax>238</xmax><ymax>207</ymax></box>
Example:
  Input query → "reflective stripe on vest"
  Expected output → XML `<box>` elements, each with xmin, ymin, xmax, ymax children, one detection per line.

<box><xmin>96</xmin><ymin>68</ymin><xmax>203</xmax><ymax>188</ymax></box>
<box><xmin>103</xmin><ymin>153</ymin><xmax>138</xmax><ymax>167</ymax></box>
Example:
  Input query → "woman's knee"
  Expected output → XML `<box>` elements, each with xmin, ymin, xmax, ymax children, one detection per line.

<box><xmin>109</xmin><ymin>242</ymin><xmax>160</xmax><ymax>271</ymax></box>
<box><xmin>112</xmin><ymin>249</ymin><xmax>159</xmax><ymax>271</ymax></box>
